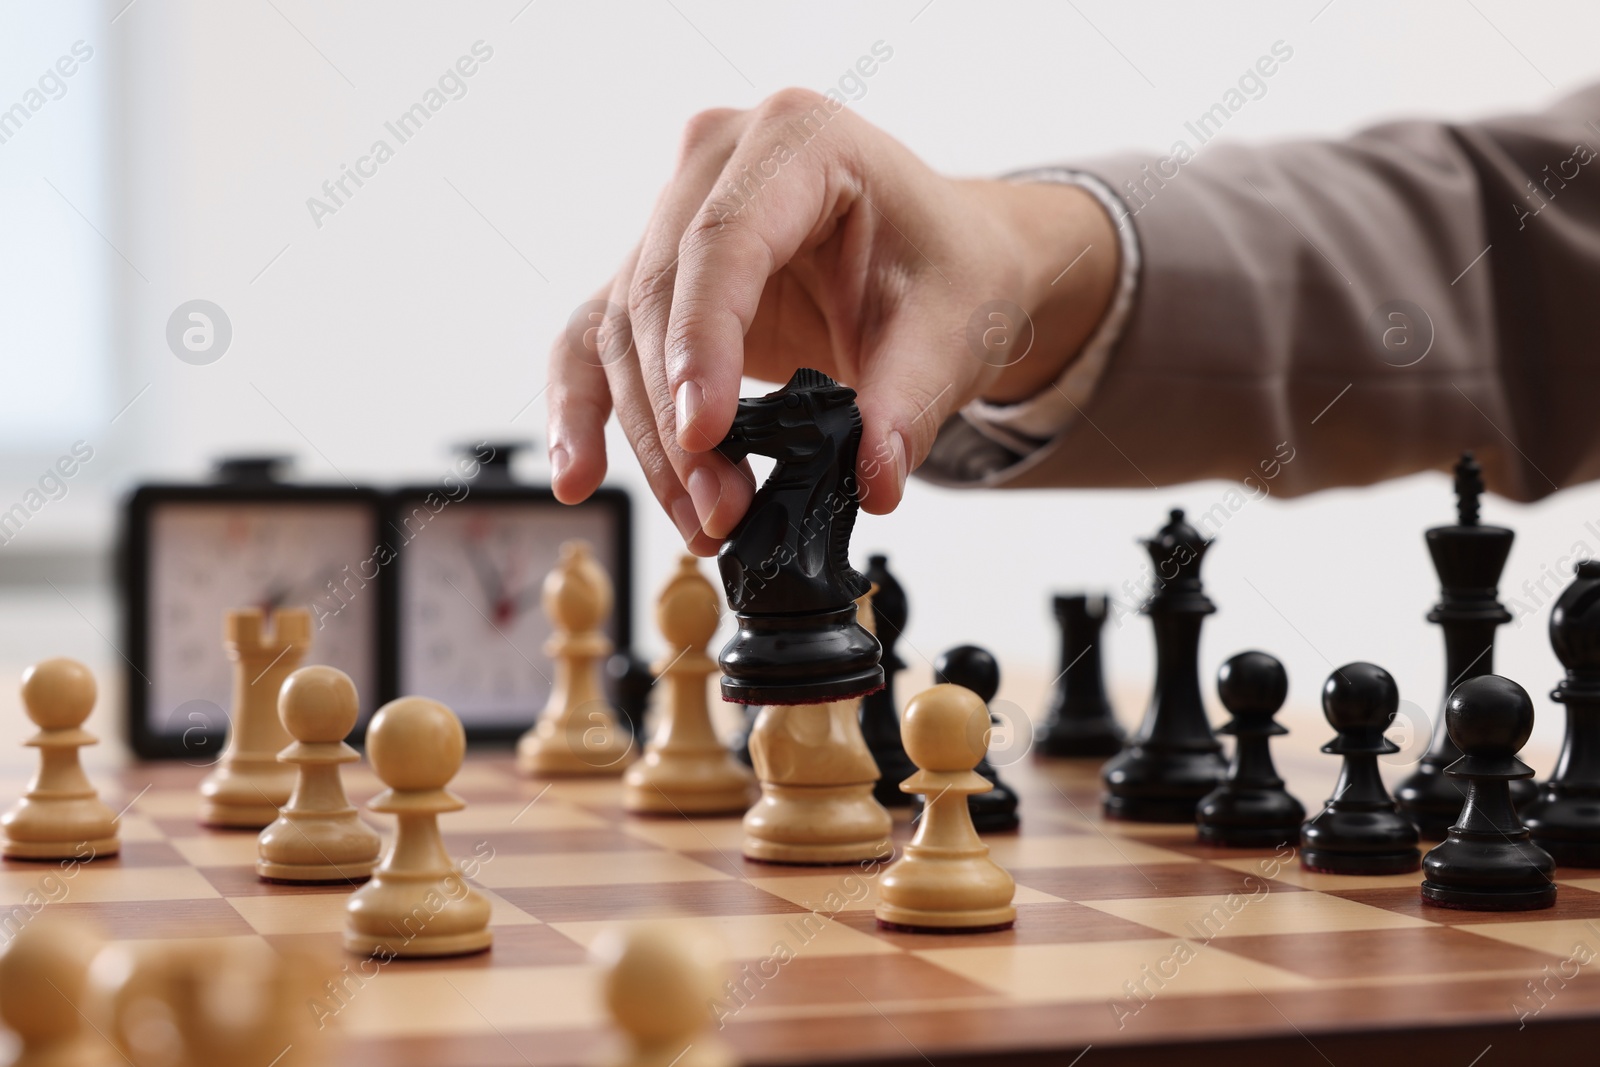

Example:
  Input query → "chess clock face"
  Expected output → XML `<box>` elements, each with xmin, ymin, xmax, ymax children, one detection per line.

<box><xmin>122</xmin><ymin>486</ymin><xmax>385</xmax><ymax>759</ymax></box>
<box><xmin>387</xmin><ymin>486</ymin><xmax>631</xmax><ymax>740</ymax></box>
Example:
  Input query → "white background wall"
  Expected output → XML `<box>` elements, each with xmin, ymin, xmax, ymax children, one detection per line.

<box><xmin>4</xmin><ymin>0</ymin><xmax>1600</xmax><ymax>752</ymax></box>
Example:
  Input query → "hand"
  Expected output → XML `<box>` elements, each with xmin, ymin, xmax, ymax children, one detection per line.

<box><xmin>546</xmin><ymin>88</ymin><xmax>1119</xmax><ymax>555</ymax></box>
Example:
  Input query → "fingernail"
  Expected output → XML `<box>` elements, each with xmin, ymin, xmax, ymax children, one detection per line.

<box><xmin>675</xmin><ymin>380</ymin><xmax>702</xmax><ymax>442</ymax></box>
<box><xmin>549</xmin><ymin>444</ymin><xmax>568</xmax><ymax>482</ymax></box>
<box><xmin>889</xmin><ymin>431</ymin><xmax>908</xmax><ymax>496</ymax></box>
<box><xmin>687</xmin><ymin>466</ymin><xmax>721</xmax><ymax>527</ymax></box>
<box><xmin>670</xmin><ymin>496</ymin><xmax>702</xmax><ymax>543</ymax></box>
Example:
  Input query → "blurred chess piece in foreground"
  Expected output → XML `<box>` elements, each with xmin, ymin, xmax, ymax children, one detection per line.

<box><xmin>95</xmin><ymin>935</ymin><xmax>339</xmax><ymax>1067</ymax></box>
<box><xmin>0</xmin><ymin>917</ymin><xmax>115</xmax><ymax>1067</ymax></box>
<box><xmin>595</xmin><ymin>922</ymin><xmax>735</xmax><ymax>1067</ymax></box>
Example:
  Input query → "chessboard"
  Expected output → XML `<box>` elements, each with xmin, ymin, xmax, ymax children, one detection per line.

<box><xmin>10</xmin><ymin>744</ymin><xmax>1600</xmax><ymax>1067</ymax></box>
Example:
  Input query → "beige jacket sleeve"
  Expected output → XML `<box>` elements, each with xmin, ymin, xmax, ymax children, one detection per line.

<box><xmin>921</xmin><ymin>83</ymin><xmax>1600</xmax><ymax>502</ymax></box>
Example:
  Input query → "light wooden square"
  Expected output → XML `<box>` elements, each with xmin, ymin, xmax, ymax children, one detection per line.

<box><xmin>1456</xmin><ymin>917</ymin><xmax>1600</xmax><ymax>957</ymax></box>
<box><xmin>340</xmin><ymin>965</ymin><xmax>606</xmax><ymax>1038</ymax></box>
<box><xmin>1080</xmin><ymin>890</ymin><xmax>1435</xmax><ymax>939</ymax></box>
<box><xmin>554</xmin><ymin>912</ymin><xmax>900</xmax><ymax>960</ymax></box>
<box><xmin>1212</xmin><ymin>857</ymin><xmax>1425</xmax><ymax>891</ymax></box>
<box><xmin>0</xmin><ymin>866</ymin><xmax>218</xmax><ymax>905</ymax></box>
<box><xmin>622</xmin><ymin>817</ymin><xmax>747</xmax><ymax>851</ymax></box>
<box><xmin>985</xmin><ymin>834</ymin><xmax>1198</xmax><ymax>869</ymax></box>
<box><xmin>471</xmin><ymin>850</ymin><xmax>730</xmax><ymax>889</ymax></box>
<box><xmin>916</xmin><ymin>938</ymin><xmax>1314</xmax><ymax>1003</ymax></box>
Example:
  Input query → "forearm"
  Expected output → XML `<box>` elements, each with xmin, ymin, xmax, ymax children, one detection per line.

<box><xmin>924</xmin><ymin>82</ymin><xmax>1600</xmax><ymax>502</ymax></box>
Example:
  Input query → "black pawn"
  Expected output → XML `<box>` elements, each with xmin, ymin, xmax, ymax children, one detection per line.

<box><xmin>1197</xmin><ymin>652</ymin><xmax>1306</xmax><ymax>847</ymax></box>
<box><xmin>606</xmin><ymin>651</ymin><xmax>654</xmax><ymax>739</ymax></box>
<box><xmin>860</xmin><ymin>555</ymin><xmax>917</xmax><ymax>807</ymax></box>
<box><xmin>911</xmin><ymin>645</ymin><xmax>1020</xmax><ymax>833</ymax></box>
<box><xmin>1522</xmin><ymin>560</ymin><xmax>1600</xmax><ymax>867</ymax></box>
<box><xmin>1397</xmin><ymin>453</ymin><xmax>1532</xmax><ymax>838</ymax></box>
<box><xmin>1102</xmin><ymin>509</ymin><xmax>1226</xmax><ymax>822</ymax></box>
<box><xmin>1035</xmin><ymin>595</ymin><xmax>1125</xmax><ymax>757</ymax></box>
<box><xmin>1421</xmin><ymin>675</ymin><xmax>1556</xmax><ymax>910</ymax></box>
<box><xmin>1300</xmin><ymin>663</ymin><xmax>1421</xmax><ymax>875</ymax></box>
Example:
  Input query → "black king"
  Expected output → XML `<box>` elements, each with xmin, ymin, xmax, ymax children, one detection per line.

<box><xmin>1396</xmin><ymin>452</ymin><xmax>1534</xmax><ymax>836</ymax></box>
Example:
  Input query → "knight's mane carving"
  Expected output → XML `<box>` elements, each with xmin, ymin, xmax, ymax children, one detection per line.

<box><xmin>715</xmin><ymin>369</ymin><xmax>871</xmax><ymax>614</ymax></box>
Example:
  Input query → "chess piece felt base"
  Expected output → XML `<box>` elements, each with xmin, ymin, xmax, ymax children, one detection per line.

<box><xmin>1524</xmin><ymin>791</ymin><xmax>1600</xmax><ymax>868</ymax></box>
<box><xmin>741</xmin><ymin>783</ymin><xmax>893</xmax><ymax>865</ymax></box>
<box><xmin>1397</xmin><ymin>763</ymin><xmax>1537</xmax><ymax>838</ymax></box>
<box><xmin>1421</xmin><ymin>833</ymin><xmax>1557</xmax><ymax>911</ymax></box>
<box><xmin>718</xmin><ymin>607</ymin><xmax>884</xmax><ymax>706</ymax></box>
<box><xmin>1196</xmin><ymin>787</ymin><xmax>1306</xmax><ymax>849</ymax></box>
<box><xmin>1102</xmin><ymin>747</ymin><xmax>1227</xmax><ymax>823</ymax></box>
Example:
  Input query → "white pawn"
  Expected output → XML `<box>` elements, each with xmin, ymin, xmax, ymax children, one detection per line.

<box><xmin>596</xmin><ymin>923</ymin><xmax>735</xmax><ymax>1067</ymax></box>
<box><xmin>0</xmin><ymin>918</ymin><xmax>115</xmax><ymax>1067</ymax></box>
<box><xmin>344</xmin><ymin>697</ymin><xmax>492</xmax><ymax>959</ymax></box>
<box><xmin>257</xmin><ymin>666</ymin><xmax>382</xmax><ymax>883</ymax></box>
<box><xmin>874</xmin><ymin>683</ymin><xmax>1016</xmax><ymax>932</ymax></box>
<box><xmin>2</xmin><ymin>658</ymin><xmax>118</xmax><ymax>861</ymax></box>
<box><xmin>517</xmin><ymin>541</ymin><xmax>632</xmax><ymax>777</ymax></box>
<box><xmin>624</xmin><ymin>556</ymin><xmax>754</xmax><ymax>814</ymax></box>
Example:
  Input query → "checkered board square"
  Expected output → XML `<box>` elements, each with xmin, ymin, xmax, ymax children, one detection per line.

<box><xmin>5</xmin><ymin>752</ymin><xmax>1600</xmax><ymax>1066</ymax></box>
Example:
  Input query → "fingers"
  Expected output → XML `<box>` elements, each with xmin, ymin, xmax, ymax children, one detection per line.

<box><xmin>852</xmin><ymin>308</ymin><xmax>971</xmax><ymax>516</ymax></box>
<box><xmin>546</xmin><ymin>288</ymin><xmax>618</xmax><ymax>505</ymax></box>
<box><xmin>603</xmin><ymin>251</ymin><xmax>723</xmax><ymax>556</ymax></box>
<box><xmin>661</xmin><ymin>90</ymin><xmax>858</xmax><ymax>458</ymax></box>
<box><xmin>627</xmin><ymin>105</ymin><xmax>774</xmax><ymax>540</ymax></box>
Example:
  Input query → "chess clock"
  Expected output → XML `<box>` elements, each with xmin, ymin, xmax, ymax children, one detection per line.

<box><xmin>120</xmin><ymin>457</ymin><xmax>386</xmax><ymax>759</ymax></box>
<box><xmin>385</xmin><ymin>443</ymin><xmax>633</xmax><ymax>743</ymax></box>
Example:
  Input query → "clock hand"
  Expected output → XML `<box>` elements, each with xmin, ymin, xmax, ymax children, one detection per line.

<box><xmin>464</xmin><ymin>539</ymin><xmax>510</xmax><ymax>621</ymax></box>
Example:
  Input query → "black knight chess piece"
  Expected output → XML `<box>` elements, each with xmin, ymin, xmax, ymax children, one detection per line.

<box><xmin>1301</xmin><ymin>663</ymin><xmax>1421</xmax><ymax>875</ymax></box>
<box><xmin>1197</xmin><ymin>651</ymin><xmax>1306</xmax><ymax>847</ymax></box>
<box><xmin>713</xmin><ymin>369</ymin><xmax>883</xmax><ymax>706</ymax></box>
<box><xmin>1397</xmin><ymin>453</ymin><xmax>1532</xmax><ymax>838</ymax></box>
<box><xmin>1102</xmin><ymin>509</ymin><xmax>1226</xmax><ymax>822</ymax></box>
<box><xmin>910</xmin><ymin>645</ymin><xmax>1020</xmax><ymax>833</ymax></box>
<box><xmin>1522</xmin><ymin>560</ymin><xmax>1600</xmax><ymax>867</ymax></box>
<box><xmin>1035</xmin><ymin>594</ymin><xmax>1125</xmax><ymax>758</ymax></box>
<box><xmin>1421</xmin><ymin>675</ymin><xmax>1556</xmax><ymax>910</ymax></box>
<box><xmin>860</xmin><ymin>555</ymin><xmax>917</xmax><ymax>807</ymax></box>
